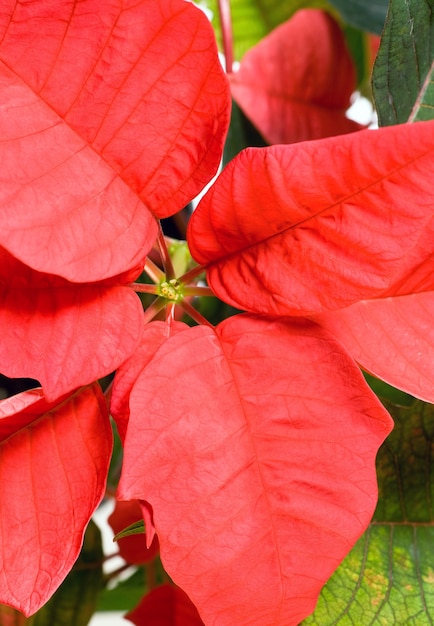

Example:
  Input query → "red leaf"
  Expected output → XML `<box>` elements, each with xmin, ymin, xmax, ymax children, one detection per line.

<box><xmin>111</xmin><ymin>321</ymin><xmax>189</xmax><ymax>443</ymax></box>
<box><xmin>0</xmin><ymin>61</ymin><xmax>157</xmax><ymax>282</ymax></box>
<box><xmin>230</xmin><ymin>10</ymin><xmax>361</xmax><ymax>144</ymax></box>
<box><xmin>0</xmin><ymin>249</ymin><xmax>144</xmax><ymax>400</ymax></box>
<box><xmin>0</xmin><ymin>0</ymin><xmax>230</xmax><ymax>280</ymax></box>
<box><xmin>0</xmin><ymin>384</ymin><xmax>112</xmax><ymax>616</ymax></box>
<box><xmin>313</xmin><ymin>291</ymin><xmax>434</xmax><ymax>403</ymax></box>
<box><xmin>126</xmin><ymin>584</ymin><xmax>204</xmax><ymax>626</ymax></box>
<box><xmin>108</xmin><ymin>500</ymin><xmax>159</xmax><ymax>565</ymax></box>
<box><xmin>188</xmin><ymin>122</ymin><xmax>434</xmax><ymax>317</ymax></box>
<box><xmin>118</xmin><ymin>315</ymin><xmax>392</xmax><ymax>625</ymax></box>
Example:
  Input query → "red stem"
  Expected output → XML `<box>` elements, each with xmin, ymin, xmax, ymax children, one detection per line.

<box><xmin>132</xmin><ymin>283</ymin><xmax>160</xmax><ymax>295</ymax></box>
<box><xmin>179</xmin><ymin>264</ymin><xmax>206</xmax><ymax>284</ymax></box>
<box><xmin>180</xmin><ymin>299</ymin><xmax>214</xmax><ymax>328</ymax></box>
<box><xmin>143</xmin><ymin>256</ymin><xmax>165</xmax><ymax>283</ymax></box>
<box><xmin>157</xmin><ymin>224</ymin><xmax>175</xmax><ymax>280</ymax></box>
<box><xmin>218</xmin><ymin>0</ymin><xmax>234</xmax><ymax>74</ymax></box>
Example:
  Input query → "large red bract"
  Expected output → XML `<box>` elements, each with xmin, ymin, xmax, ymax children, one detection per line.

<box><xmin>118</xmin><ymin>315</ymin><xmax>392</xmax><ymax>625</ymax></box>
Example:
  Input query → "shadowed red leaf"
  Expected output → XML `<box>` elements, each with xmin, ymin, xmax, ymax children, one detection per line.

<box><xmin>126</xmin><ymin>584</ymin><xmax>204</xmax><ymax>626</ymax></box>
<box><xmin>188</xmin><ymin>122</ymin><xmax>434</xmax><ymax>317</ymax></box>
<box><xmin>118</xmin><ymin>315</ymin><xmax>392</xmax><ymax>625</ymax></box>
<box><xmin>230</xmin><ymin>10</ymin><xmax>361</xmax><ymax>144</ymax></box>
<box><xmin>0</xmin><ymin>384</ymin><xmax>112</xmax><ymax>616</ymax></box>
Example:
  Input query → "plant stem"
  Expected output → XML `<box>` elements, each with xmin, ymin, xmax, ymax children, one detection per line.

<box><xmin>143</xmin><ymin>256</ymin><xmax>165</xmax><ymax>283</ymax></box>
<box><xmin>157</xmin><ymin>224</ymin><xmax>176</xmax><ymax>280</ymax></box>
<box><xmin>183</xmin><ymin>285</ymin><xmax>214</xmax><ymax>297</ymax></box>
<box><xmin>218</xmin><ymin>0</ymin><xmax>234</xmax><ymax>74</ymax></box>
<box><xmin>132</xmin><ymin>283</ymin><xmax>160</xmax><ymax>295</ymax></box>
<box><xmin>179</xmin><ymin>264</ymin><xmax>206</xmax><ymax>284</ymax></box>
<box><xmin>180</xmin><ymin>299</ymin><xmax>214</xmax><ymax>328</ymax></box>
<box><xmin>142</xmin><ymin>297</ymin><xmax>167</xmax><ymax>324</ymax></box>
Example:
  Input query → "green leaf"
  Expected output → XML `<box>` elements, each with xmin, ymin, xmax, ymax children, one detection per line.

<box><xmin>31</xmin><ymin>520</ymin><xmax>103</xmax><ymax>626</ymax></box>
<box><xmin>302</xmin><ymin>400</ymin><xmax>434</xmax><ymax>623</ymax></box>
<box><xmin>223</xmin><ymin>99</ymin><xmax>267</xmax><ymax>166</ymax></box>
<box><xmin>97</xmin><ymin>568</ymin><xmax>146</xmax><ymax>611</ymax></box>
<box><xmin>409</xmin><ymin>61</ymin><xmax>434</xmax><ymax>122</ymax></box>
<box><xmin>327</xmin><ymin>0</ymin><xmax>388</xmax><ymax>33</ymax></box>
<box><xmin>372</xmin><ymin>0</ymin><xmax>434</xmax><ymax>126</ymax></box>
<box><xmin>196</xmin><ymin>0</ymin><xmax>334</xmax><ymax>60</ymax></box>
<box><xmin>113</xmin><ymin>520</ymin><xmax>146</xmax><ymax>542</ymax></box>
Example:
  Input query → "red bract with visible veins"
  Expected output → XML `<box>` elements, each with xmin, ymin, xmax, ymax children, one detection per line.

<box><xmin>0</xmin><ymin>384</ymin><xmax>112</xmax><ymax>616</ymax></box>
<box><xmin>230</xmin><ymin>9</ymin><xmax>362</xmax><ymax>144</ymax></box>
<box><xmin>118</xmin><ymin>315</ymin><xmax>392</xmax><ymax>625</ymax></box>
<box><xmin>188</xmin><ymin>122</ymin><xmax>434</xmax><ymax>317</ymax></box>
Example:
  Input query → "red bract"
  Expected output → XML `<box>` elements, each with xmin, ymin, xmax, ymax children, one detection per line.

<box><xmin>118</xmin><ymin>315</ymin><xmax>392</xmax><ymax>625</ymax></box>
<box><xmin>188</xmin><ymin>121</ymin><xmax>434</xmax><ymax>317</ymax></box>
<box><xmin>0</xmin><ymin>384</ymin><xmax>112</xmax><ymax>616</ymax></box>
<box><xmin>230</xmin><ymin>10</ymin><xmax>361</xmax><ymax>144</ymax></box>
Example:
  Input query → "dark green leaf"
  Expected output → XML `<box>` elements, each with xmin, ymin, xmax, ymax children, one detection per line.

<box><xmin>302</xmin><ymin>400</ymin><xmax>434</xmax><ymax>623</ymax></box>
<box><xmin>372</xmin><ymin>0</ymin><xmax>434</xmax><ymax>125</ymax></box>
<box><xmin>327</xmin><ymin>0</ymin><xmax>388</xmax><ymax>33</ymax></box>
<box><xmin>223</xmin><ymin>99</ymin><xmax>267</xmax><ymax>166</ymax></box>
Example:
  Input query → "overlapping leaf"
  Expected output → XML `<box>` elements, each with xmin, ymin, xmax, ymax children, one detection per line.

<box><xmin>0</xmin><ymin>0</ymin><xmax>230</xmax><ymax>280</ymax></box>
<box><xmin>0</xmin><ymin>384</ymin><xmax>112</xmax><ymax>616</ymax></box>
<box><xmin>118</xmin><ymin>315</ymin><xmax>392</xmax><ymax>625</ymax></box>
<box><xmin>0</xmin><ymin>249</ymin><xmax>144</xmax><ymax>400</ymax></box>
<box><xmin>188</xmin><ymin>121</ymin><xmax>434</xmax><ymax>317</ymax></box>
<box><xmin>230</xmin><ymin>10</ymin><xmax>361</xmax><ymax>145</ymax></box>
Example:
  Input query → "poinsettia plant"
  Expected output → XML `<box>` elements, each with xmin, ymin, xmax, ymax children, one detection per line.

<box><xmin>0</xmin><ymin>0</ymin><xmax>433</xmax><ymax>624</ymax></box>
